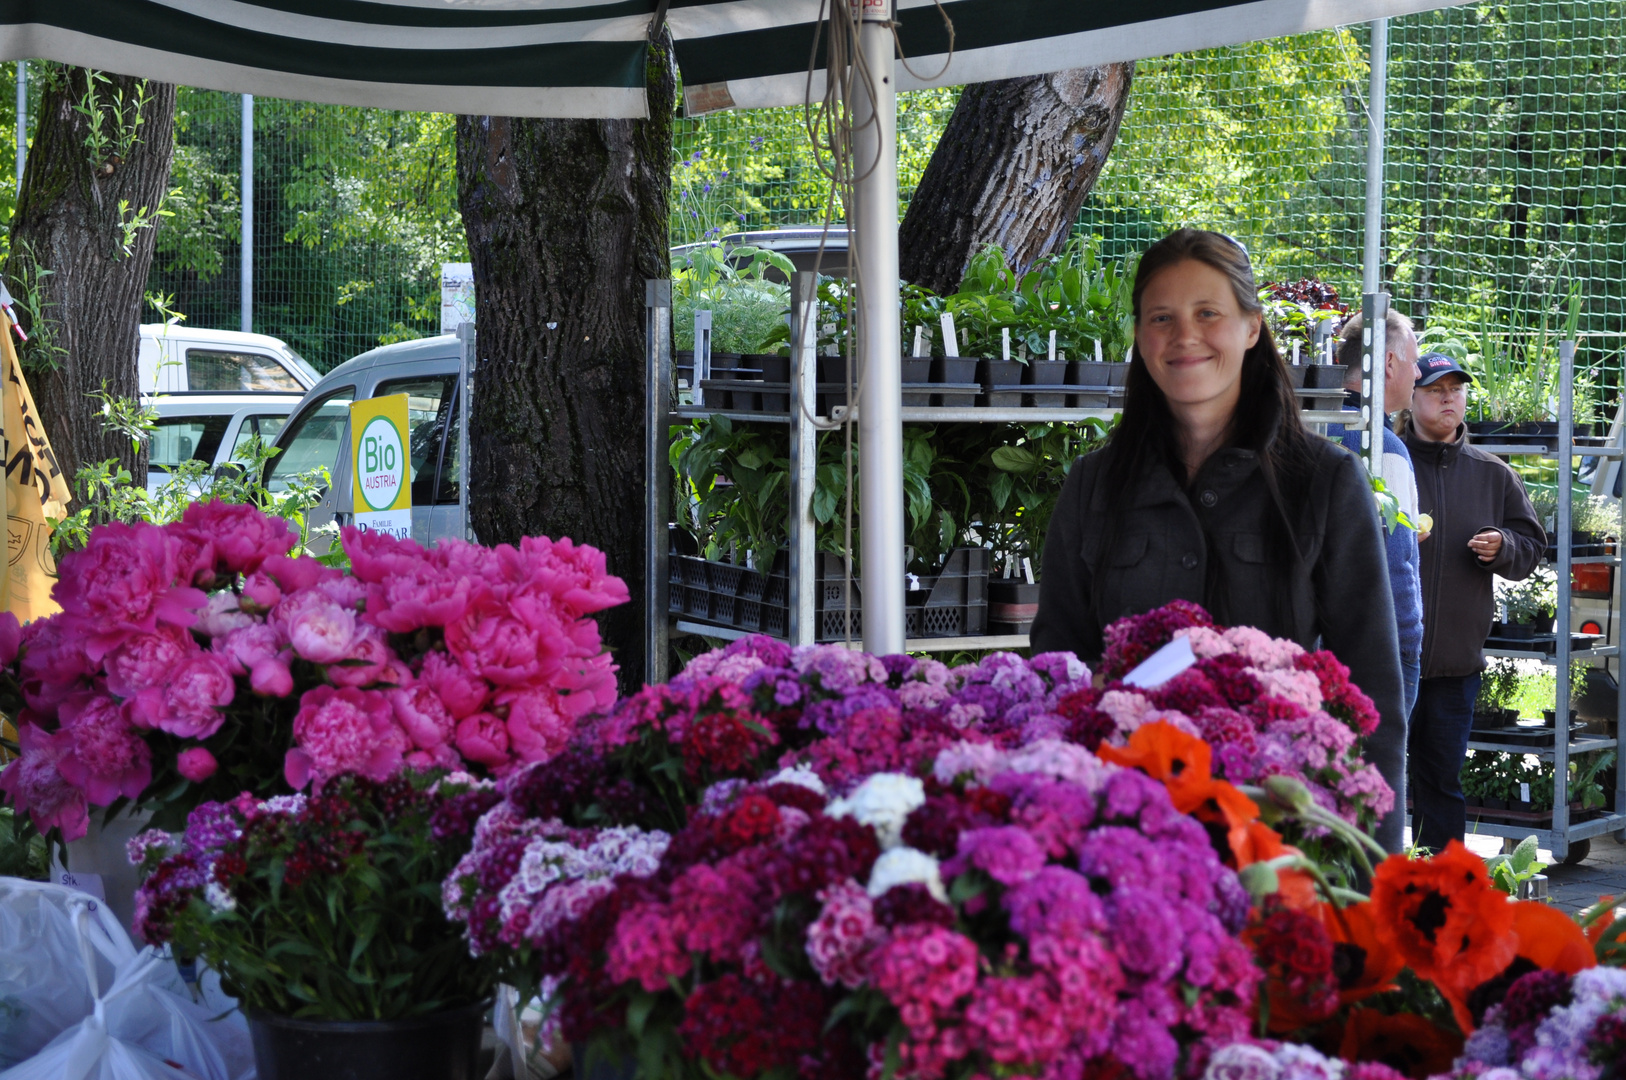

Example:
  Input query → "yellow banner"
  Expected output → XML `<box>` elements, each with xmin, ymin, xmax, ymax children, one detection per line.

<box><xmin>349</xmin><ymin>393</ymin><xmax>412</xmax><ymax>539</ymax></box>
<box><xmin>1</xmin><ymin>325</ymin><xmax>70</xmax><ymax>623</ymax></box>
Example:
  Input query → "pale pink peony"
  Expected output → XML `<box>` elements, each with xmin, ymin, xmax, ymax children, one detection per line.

<box><xmin>213</xmin><ymin>622</ymin><xmax>294</xmax><ymax>697</ymax></box>
<box><xmin>285</xmin><ymin>598</ymin><xmax>359</xmax><ymax>664</ymax></box>
<box><xmin>175</xmin><ymin>500</ymin><xmax>297</xmax><ymax>575</ymax></box>
<box><xmin>284</xmin><ymin>685</ymin><xmax>406</xmax><ymax>790</ymax></box>
<box><xmin>0</xmin><ymin>723</ymin><xmax>90</xmax><ymax>838</ymax></box>
<box><xmin>53</xmin><ymin>520</ymin><xmax>207</xmax><ymax>659</ymax></box>
<box><xmin>195</xmin><ymin>590</ymin><xmax>255</xmax><ymax>638</ymax></box>
<box><xmin>324</xmin><ymin>625</ymin><xmax>397</xmax><ymax>688</ymax></box>
<box><xmin>55</xmin><ymin>693</ymin><xmax>152</xmax><ymax>806</ymax></box>
<box><xmin>105</xmin><ymin>626</ymin><xmax>198</xmax><ymax>699</ymax></box>
<box><xmin>176</xmin><ymin>747</ymin><xmax>218</xmax><ymax>782</ymax></box>
<box><xmin>389</xmin><ymin>683</ymin><xmax>455</xmax><ymax>751</ymax></box>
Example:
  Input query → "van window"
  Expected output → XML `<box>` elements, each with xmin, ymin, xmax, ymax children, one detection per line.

<box><xmin>435</xmin><ymin>390</ymin><xmax>460</xmax><ymax>506</ymax></box>
<box><xmin>150</xmin><ymin>416</ymin><xmax>231</xmax><ymax>472</ymax></box>
<box><xmin>266</xmin><ymin>388</ymin><xmax>354</xmax><ymax>493</ymax></box>
<box><xmin>375</xmin><ymin>376</ymin><xmax>456</xmax><ymax>505</ymax></box>
<box><xmin>229</xmin><ymin>414</ymin><xmax>290</xmax><ymax>461</ymax></box>
<box><xmin>188</xmin><ymin>349</ymin><xmax>304</xmax><ymax>393</ymax></box>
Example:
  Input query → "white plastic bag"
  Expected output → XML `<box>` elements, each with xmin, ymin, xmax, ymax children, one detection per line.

<box><xmin>0</xmin><ymin>879</ymin><xmax>254</xmax><ymax>1080</ymax></box>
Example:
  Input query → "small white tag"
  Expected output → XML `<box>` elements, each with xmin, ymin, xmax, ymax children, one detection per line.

<box><xmin>1123</xmin><ymin>637</ymin><xmax>1198</xmax><ymax>690</ymax></box>
<box><xmin>1022</xmin><ymin>557</ymin><xmax>1035</xmax><ymax>585</ymax></box>
<box><xmin>57</xmin><ymin>869</ymin><xmax>107</xmax><ymax>902</ymax></box>
<box><xmin>907</xmin><ymin>573</ymin><xmax>922</xmax><ymax>592</ymax></box>
<box><xmin>940</xmin><ymin>313</ymin><xmax>959</xmax><ymax>357</ymax></box>
<box><xmin>1001</xmin><ymin>327</ymin><xmax>1010</xmax><ymax>361</ymax></box>
<box><xmin>1048</xmin><ymin>330</ymin><xmax>1057</xmax><ymax>363</ymax></box>
<box><xmin>1521</xmin><ymin>782</ymin><xmax>1531</xmax><ymax>802</ymax></box>
<box><xmin>1292</xmin><ymin>341</ymin><xmax>1300</xmax><ymax>366</ymax></box>
<box><xmin>913</xmin><ymin>325</ymin><xmax>926</xmax><ymax>357</ymax></box>
<box><xmin>1094</xmin><ymin>339</ymin><xmax>1103</xmax><ymax>364</ymax></box>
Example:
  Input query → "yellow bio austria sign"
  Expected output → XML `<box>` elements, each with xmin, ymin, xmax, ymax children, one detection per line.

<box><xmin>350</xmin><ymin>394</ymin><xmax>412</xmax><ymax>538</ymax></box>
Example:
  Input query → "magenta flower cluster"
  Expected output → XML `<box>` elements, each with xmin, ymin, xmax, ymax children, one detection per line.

<box><xmin>1057</xmin><ymin>608</ymin><xmax>1392</xmax><ymax>830</ymax></box>
<box><xmin>0</xmin><ymin>503</ymin><xmax>627</xmax><ymax>838</ymax></box>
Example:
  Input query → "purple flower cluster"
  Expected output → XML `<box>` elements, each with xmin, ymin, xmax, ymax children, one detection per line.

<box><xmin>1447</xmin><ymin>966</ymin><xmax>1626</xmax><ymax>1080</ymax></box>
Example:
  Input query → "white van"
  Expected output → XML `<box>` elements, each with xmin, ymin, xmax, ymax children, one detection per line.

<box><xmin>139</xmin><ymin>325</ymin><xmax>319</xmax><ymax>495</ymax></box>
<box><xmin>138</xmin><ymin>324</ymin><xmax>320</xmax><ymax>396</ymax></box>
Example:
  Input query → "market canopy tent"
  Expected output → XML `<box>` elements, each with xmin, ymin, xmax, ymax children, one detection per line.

<box><xmin>0</xmin><ymin>0</ymin><xmax>1472</xmax><ymax>655</ymax></box>
<box><xmin>1</xmin><ymin>0</ymin><xmax>1467</xmax><ymax>117</ymax></box>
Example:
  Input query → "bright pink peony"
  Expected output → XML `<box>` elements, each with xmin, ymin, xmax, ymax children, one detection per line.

<box><xmin>0</xmin><ymin>611</ymin><xmax>20</xmax><ymax>666</ymax></box>
<box><xmin>55</xmin><ymin>694</ymin><xmax>152</xmax><ymax>806</ymax></box>
<box><xmin>324</xmin><ymin>625</ymin><xmax>398</xmax><ymax>689</ymax></box>
<box><xmin>53</xmin><ymin>521</ymin><xmax>207</xmax><ymax>659</ymax></box>
<box><xmin>454</xmin><ymin>712</ymin><xmax>511</xmax><ymax>768</ymax></box>
<box><xmin>0</xmin><ymin>723</ymin><xmax>90</xmax><ymax>838</ymax></box>
<box><xmin>176</xmin><ymin>499</ymin><xmax>297</xmax><ymax>576</ymax></box>
<box><xmin>285</xmin><ymin>685</ymin><xmax>406</xmax><ymax>790</ymax></box>
<box><xmin>445</xmin><ymin>602</ymin><xmax>546</xmax><ymax>687</ymax></box>
<box><xmin>417</xmin><ymin>650</ymin><xmax>489</xmax><ymax>719</ymax></box>
<box><xmin>498</xmin><ymin>687</ymin><xmax>574</xmax><ymax>765</ymax></box>
<box><xmin>389</xmin><ymin>683</ymin><xmax>455</xmax><ymax>751</ymax></box>
<box><xmin>128</xmin><ymin>652</ymin><xmax>236</xmax><ymax>739</ymax></box>
<box><xmin>176</xmin><ymin>747</ymin><xmax>218</xmax><ymax>782</ymax></box>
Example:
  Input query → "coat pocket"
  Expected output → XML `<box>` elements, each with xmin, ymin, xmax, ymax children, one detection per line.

<box><xmin>1231</xmin><ymin>533</ymin><xmax>1267</xmax><ymax>564</ymax></box>
<box><xmin>1107</xmin><ymin>533</ymin><xmax>1151</xmax><ymax>568</ymax></box>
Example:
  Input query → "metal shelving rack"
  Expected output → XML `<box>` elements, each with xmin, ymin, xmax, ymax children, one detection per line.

<box><xmin>1462</xmin><ymin>341</ymin><xmax>1626</xmax><ymax>862</ymax></box>
<box><xmin>644</xmin><ymin>274</ymin><xmax>1366</xmax><ymax>675</ymax></box>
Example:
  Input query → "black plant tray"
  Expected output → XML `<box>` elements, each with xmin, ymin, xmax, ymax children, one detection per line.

<box><xmin>1470</xmin><ymin>721</ymin><xmax>1585</xmax><ymax>748</ymax></box>
<box><xmin>1484</xmin><ymin>632</ymin><xmax>1604</xmax><ymax>655</ymax></box>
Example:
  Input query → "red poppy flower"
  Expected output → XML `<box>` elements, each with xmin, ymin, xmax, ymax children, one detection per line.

<box><xmin>1510</xmin><ymin>900</ymin><xmax>1596</xmax><ymax>975</ymax></box>
<box><xmin>1370</xmin><ymin>842</ymin><xmax>1517</xmax><ymax>1002</ymax></box>
<box><xmin>1321</xmin><ymin>901</ymin><xmax>1403</xmax><ymax>1005</ymax></box>
<box><xmin>1337</xmin><ymin>1008</ymin><xmax>1463</xmax><ymax>1080</ymax></box>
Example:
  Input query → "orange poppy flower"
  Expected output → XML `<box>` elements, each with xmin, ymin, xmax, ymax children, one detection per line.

<box><xmin>1098</xmin><ymin>721</ymin><xmax>1213</xmax><ymax>787</ymax></box>
<box><xmin>1180</xmin><ymin>776</ymin><xmax>1260</xmax><ymax>831</ymax></box>
<box><xmin>1337</xmin><ymin>1008</ymin><xmax>1463</xmax><ymax>1079</ymax></box>
<box><xmin>1510</xmin><ymin>900</ymin><xmax>1596</xmax><ymax>975</ymax></box>
<box><xmin>1370</xmin><ymin>842</ymin><xmax>1517</xmax><ymax>1001</ymax></box>
<box><xmin>1321</xmin><ymin>901</ymin><xmax>1403</xmax><ymax>1005</ymax></box>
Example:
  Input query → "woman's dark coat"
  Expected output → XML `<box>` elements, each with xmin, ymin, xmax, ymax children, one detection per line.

<box><xmin>1030</xmin><ymin>422</ymin><xmax>1408</xmax><ymax>852</ymax></box>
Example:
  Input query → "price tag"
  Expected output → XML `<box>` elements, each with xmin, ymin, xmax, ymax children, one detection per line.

<box><xmin>1521</xmin><ymin>782</ymin><xmax>1531</xmax><ymax>802</ymax></box>
<box><xmin>55</xmin><ymin>868</ymin><xmax>106</xmax><ymax>902</ymax></box>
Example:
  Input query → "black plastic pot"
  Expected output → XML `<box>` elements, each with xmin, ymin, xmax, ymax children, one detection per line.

<box><xmin>989</xmin><ymin>579</ymin><xmax>1042</xmax><ymax>633</ymax></box>
<box><xmin>902</xmin><ymin>356</ymin><xmax>933</xmax><ymax>406</ymax></box>
<box><xmin>1022</xmin><ymin>359</ymin><xmax>1068</xmax><ymax>407</ymax></box>
<box><xmin>1301</xmin><ymin>364</ymin><xmax>1348</xmax><ymax>410</ymax></box>
<box><xmin>931</xmin><ymin>356</ymin><xmax>978</xmax><ymax>384</ymax></box>
<box><xmin>1500</xmin><ymin>621</ymin><xmax>1537</xmax><ymax>641</ymax></box>
<box><xmin>249</xmin><ymin>1001</ymin><xmax>488</xmax><ymax>1080</ymax></box>
<box><xmin>978</xmin><ymin>358</ymin><xmax>1024</xmax><ymax>407</ymax></box>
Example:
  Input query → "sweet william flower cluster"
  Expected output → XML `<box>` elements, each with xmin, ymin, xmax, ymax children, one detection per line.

<box><xmin>0</xmin><ymin>503</ymin><xmax>627</xmax><ymax>837</ymax></box>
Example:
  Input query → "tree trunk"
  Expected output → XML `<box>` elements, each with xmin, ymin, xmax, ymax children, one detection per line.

<box><xmin>456</xmin><ymin>44</ymin><xmax>673</xmax><ymax>695</ymax></box>
<box><xmin>5</xmin><ymin>66</ymin><xmax>176</xmax><ymax>497</ymax></box>
<box><xmin>899</xmin><ymin>64</ymin><xmax>1134</xmax><ymax>294</ymax></box>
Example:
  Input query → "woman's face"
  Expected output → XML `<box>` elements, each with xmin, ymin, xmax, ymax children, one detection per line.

<box><xmin>1136</xmin><ymin>259</ymin><xmax>1263</xmax><ymax>416</ymax></box>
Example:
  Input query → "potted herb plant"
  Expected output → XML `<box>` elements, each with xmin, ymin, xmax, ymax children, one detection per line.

<box><xmin>131</xmin><ymin>771</ymin><xmax>505</xmax><ymax>1080</ymax></box>
<box><xmin>1474</xmin><ymin>659</ymin><xmax>1521</xmax><ymax>728</ymax></box>
<box><xmin>1501</xmin><ymin>566</ymin><xmax>1557</xmax><ymax>638</ymax></box>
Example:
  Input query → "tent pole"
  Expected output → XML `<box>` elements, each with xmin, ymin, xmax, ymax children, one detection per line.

<box><xmin>14</xmin><ymin>61</ymin><xmax>24</xmax><ymax>195</ymax></box>
<box><xmin>852</xmin><ymin>1</ymin><xmax>904</xmax><ymax>654</ymax></box>
<box><xmin>1362</xmin><ymin>18</ymin><xmax>1387</xmax><ymax>295</ymax></box>
<box><xmin>241</xmin><ymin>93</ymin><xmax>254</xmax><ymax>334</ymax></box>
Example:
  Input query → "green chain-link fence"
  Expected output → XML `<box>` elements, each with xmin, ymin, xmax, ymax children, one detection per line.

<box><xmin>6</xmin><ymin>1</ymin><xmax>1621</xmax><ymax>389</ymax></box>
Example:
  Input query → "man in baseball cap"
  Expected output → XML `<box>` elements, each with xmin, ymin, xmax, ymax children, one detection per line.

<box><xmin>1402</xmin><ymin>351</ymin><xmax>1543</xmax><ymax>852</ymax></box>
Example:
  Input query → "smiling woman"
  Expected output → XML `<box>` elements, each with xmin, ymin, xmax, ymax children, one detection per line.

<box><xmin>1029</xmin><ymin>228</ymin><xmax>1410</xmax><ymax>852</ymax></box>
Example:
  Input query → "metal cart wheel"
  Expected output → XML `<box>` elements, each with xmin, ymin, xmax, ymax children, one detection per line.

<box><xmin>1562</xmin><ymin>838</ymin><xmax>1592</xmax><ymax>865</ymax></box>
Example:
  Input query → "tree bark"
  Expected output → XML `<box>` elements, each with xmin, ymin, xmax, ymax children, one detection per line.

<box><xmin>899</xmin><ymin>64</ymin><xmax>1134</xmax><ymax>294</ymax></box>
<box><xmin>456</xmin><ymin>44</ymin><xmax>673</xmax><ymax>695</ymax></box>
<box><xmin>5</xmin><ymin>66</ymin><xmax>175</xmax><ymax>497</ymax></box>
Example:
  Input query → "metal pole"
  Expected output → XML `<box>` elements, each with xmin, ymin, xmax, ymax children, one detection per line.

<box><xmin>1552</xmin><ymin>339</ymin><xmax>1575</xmax><ymax>860</ymax></box>
<box><xmin>1362</xmin><ymin>292</ymin><xmax>1388</xmax><ymax>481</ymax></box>
<box><xmin>241</xmin><ymin>93</ymin><xmax>254</xmax><ymax>333</ymax></box>
<box><xmin>456</xmin><ymin>322</ymin><xmax>475</xmax><ymax>543</ymax></box>
<box><xmin>852</xmin><ymin>0</ymin><xmax>904</xmax><ymax>654</ymax></box>
<box><xmin>789</xmin><ymin>272</ymin><xmax>819</xmax><ymax>645</ymax></box>
<box><xmin>14</xmin><ymin>61</ymin><xmax>24</xmax><ymax>195</ymax></box>
<box><xmin>1362</xmin><ymin>19</ymin><xmax>1388</xmax><ymax>295</ymax></box>
<box><xmin>645</xmin><ymin>279</ymin><xmax>672</xmax><ymax>686</ymax></box>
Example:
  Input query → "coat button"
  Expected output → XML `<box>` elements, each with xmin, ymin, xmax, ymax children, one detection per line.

<box><xmin>1199</xmin><ymin>489</ymin><xmax>1218</xmax><ymax>507</ymax></box>
<box><xmin>1181</xmin><ymin>552</ymin><xmax>1199</xmax><ymax>570</ymax></box>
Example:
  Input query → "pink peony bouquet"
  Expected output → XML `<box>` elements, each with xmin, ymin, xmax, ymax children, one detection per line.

<box><xmin>1057</xmin><ymin>600</ymin><xmax>1392</xmax><ymax>833</ymax></box>
<box><xmin>0</xmin><ymin>503</ymin><xmax>627</xmax><ymax>837</ymax></box>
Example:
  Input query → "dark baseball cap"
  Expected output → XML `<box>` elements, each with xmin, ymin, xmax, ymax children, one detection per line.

<box><xmin>1415</xmin><ymin>352</ymin><xmax>1474</xmax><ymax>387</ymax></box>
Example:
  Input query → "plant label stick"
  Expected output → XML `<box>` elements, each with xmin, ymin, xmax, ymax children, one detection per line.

<box><xmin>1002</xmin><ymin>327</ymin><xmax>1010</xmax><ymax>361</ymax></box>
<box><xmin>913</xmin><ymin>325</ymin><xmax>926</xmax><ymax>357</ymax></box>
<box><xmin>1094</xmin><ymin>339</ymin><xmax>1102</xmax><ymax>364</ymax></box>
<box><xmin>1022</xmin><ymin>557</ymin><xmax>1035</xmax><ymax>585</ymax></box>
<box><xmin>1292</xmin><ymin>340</ymin><xmax>1300</xmax><ymax>366</ymax></box>
<box><xmin>940</xmin><ymin>313</ymin><xmax>959</xmax><ymax>357</ymax></box>
<box><xmin>1048</xmin><ymin>330</ymin><xmax>1057</xmax><ymax>363</ymax></box>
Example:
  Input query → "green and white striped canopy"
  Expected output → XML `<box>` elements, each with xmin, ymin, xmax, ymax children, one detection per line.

<box><xmin>2</xmin><ymin>0</ymin><xmax>1470</xmax><ymax>118</ymax></box>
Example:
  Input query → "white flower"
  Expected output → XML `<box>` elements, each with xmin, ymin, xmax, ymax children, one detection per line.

<box><xmin>766</xmin><ymin>764</ymin><xmax>828</xmax><ymax>797</ymax></box>
<box><xmin>204</xmin><ymin>881</ymin><xmax>237</xmax><ymax>913</ymax></box>
<box><xmin>826</xmin><ymin>772</ymin><xmax>925</xmax><ymax>849</ymax></box>
<box><xmin>1201</xmin><ymin>1044</ymin><xmax>1280</xmax><ymax>1080</ymax></box>
<box><xmin>260</xmin><ymin>794</ymin><xmax>307</xmax><ymax>816</ymax></box>
<box><xmin>866</xmin><ymin>847</ymin><xmax>946</xmax><ymax>902</ymax></box>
